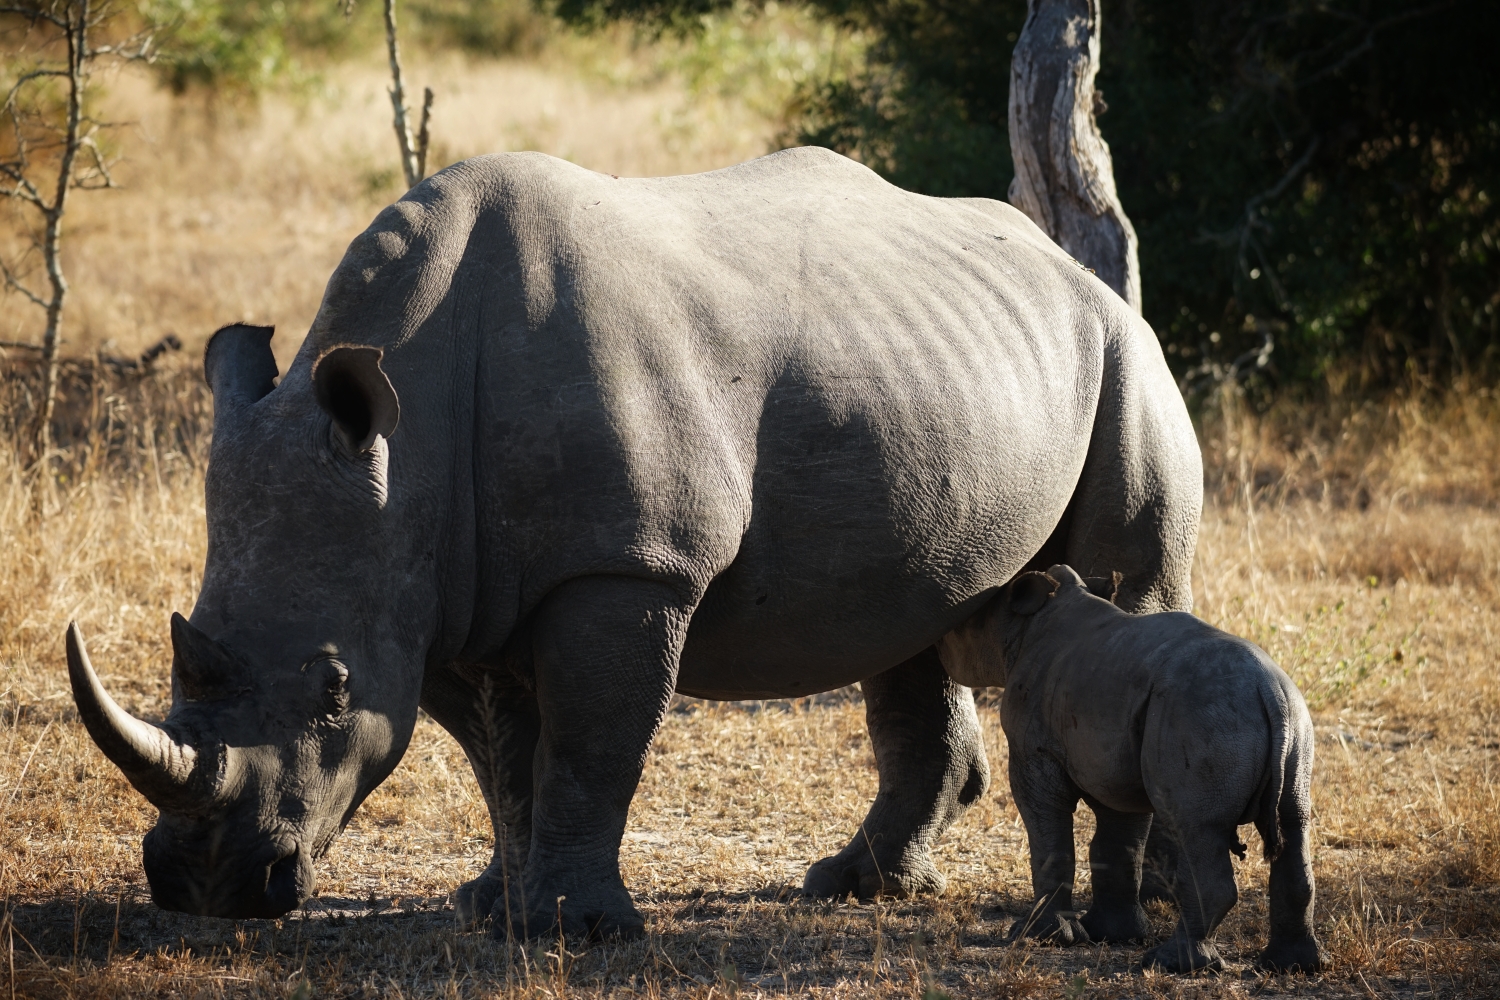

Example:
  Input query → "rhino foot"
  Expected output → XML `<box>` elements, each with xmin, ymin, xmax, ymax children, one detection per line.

<box><xmin>1141</xmin><ymin>937</ymin><xmax>1224</xmax><ymax>974</ymax></box>
<box><xmin>802</xmin><ymin>849</ymin><xmax>945</xmax><ymax>900</ymax></box>
<box><xmin>494</xmin><ymin>877</ymin><xmax>645</xmax><ymax>942</ymax></box>
<box><xmin>1080</xmin><ymin>901</ymin><xmax>1152</xmax><ymax>943</ymax></box>
<box><xmin>1256</xmin><ymin>935</ymin><xmax>1328</xmax><ymax>974</ymax></box>
<box><xmin>454</xmin><ymin>871</ymin><xmax>509</xmax><ymax>931</ymax></box>
<box><xmin>1004</xmin><ymin>909</ymin><xmax>1091</xmax><ymax>946</ymax></box>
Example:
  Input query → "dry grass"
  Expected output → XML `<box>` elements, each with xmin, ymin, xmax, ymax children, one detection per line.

<box><xmin>1</xmin><ymin>46</ymin><xmax>781</xmax><ymax>368</ymax></box>
<box><xmin>4</xmin><ymin>40</ymin><xmax>1500</xmax><ymax>1000</ymax></box>
<box><xmin>3</xmin><ymin>391</ymin><xmax>1497</xmax><ymax>1000</ymax></box>
<box><xmin>3</xmin><ymin>448</ymin><xmax>1499</xmax><ymax>998</ymax></box>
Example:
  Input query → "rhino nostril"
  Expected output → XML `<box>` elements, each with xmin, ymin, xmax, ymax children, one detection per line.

<box><xmin>263</xmin><ymin>847</ymin><xmax>313</xmax><ymax>916</ymax></box>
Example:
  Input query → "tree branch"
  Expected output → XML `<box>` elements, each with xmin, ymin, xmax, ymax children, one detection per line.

<box><xmin>0</xmin><ymin>258</ymin><xmax>48</xmax><ymax>309</ymax></box>
<box><xmin>72</xmin><ymin>131</ymin><xmax>117</xmax><ymax>189</ymax></box>
<box><xmin>416</xmin><ymin>86</ymin><xmax>433</xmax><ymax>182</ymax></box>
<box><xmin>384</xmin><ymin>0</ymin><xmax>419</xmax><ymax>189</ymax></box>
<box><xmin>0</xmin><ymin>164</ymin><xmax>48</xmax><ymax>208</ymax></box>
<box><xmin>1198</xmin><ymin>135</ymin><xmax>1321</xmax><ymax>250</ymax></box>
<box><xmin>4</xmin><ymin>68</ymin><xmax>70</xmax><ymax>116</ymax></box>
<box><xmin>1292</xmin><ymin>1</ymin><xmax>1460</xmax><ymax>90</ymax></box>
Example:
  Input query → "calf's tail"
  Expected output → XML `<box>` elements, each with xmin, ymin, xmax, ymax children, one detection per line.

<box><xmin>1253</xmin><ymin>678</ymin><xmax>1294</xmax><ymax>863</ymax></box>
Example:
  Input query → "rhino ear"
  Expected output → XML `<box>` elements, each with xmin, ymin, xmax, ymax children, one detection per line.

<box><xmin>1007</xmin><ymin>572</ymin><xmax>1057</xmax><ymax>616</ymax></box>
<box><xmin>312</xmin><ymin>345</ymin><xmax>400</xmax><ymax>453</ymax></box>
<box><xmin>171</xmin><ymin>613</ymin><xmax>241</xmax><ymax>702</ymax></box>
<box><xmin>205</xmin><ymin>324</ymin><xmax>278</xmax><ymax>421</ymax></box>
<box><xmin>1084</xmin><ymin>571</ymin><xmax>1122</xmax><ymax>604</ymax></box>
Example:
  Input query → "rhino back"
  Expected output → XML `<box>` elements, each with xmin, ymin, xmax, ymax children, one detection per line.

<box><xmin>1068</xmin><ymin>611</ymin><xmax>1283</xmax><ymax>821</ymax></box>
<box><xmin>302</xmin><ymin>148</ymin><xmax>1135</xmax><ymax>692</ymax></box>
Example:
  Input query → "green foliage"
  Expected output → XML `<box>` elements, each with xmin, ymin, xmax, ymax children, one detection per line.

<box><xmin>143</xmin><ymin>0</ymin><xmax>552</xmax><ymax>93</ymax></box>
<box><xmin>656</xmin><ymin>1</ymin><xmax>859</xmax><ymax>118</ymax></box>
<box><xmin>787</xmin><ymin>0</ymin><xmax>1021</xmax><ymax>197</ymax></box>
<box><xmin>1102</xmin><ymin>0</ymin><xmax>1500</xmax><ymax>389</ymax></box>
<box><xmin>144</xmin><ymin>0</ymin><xmax>371</xmax><ymax>94</ymax></box>
<box><xmin>809</xmin><ymin>0</ymin><xmax>1500</xmax><ymax>389</ymax></box>
<box><xmin>407</xmin><ymin>0</ymin><xmax>552</xmax><ymax>56</ymax></box>
<box><xmin>550</xmin><ymin>0</ymin><xmax>750</xmax><ymax>33</ymax></box>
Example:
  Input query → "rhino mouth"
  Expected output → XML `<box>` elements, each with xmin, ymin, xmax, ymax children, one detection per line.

<box><xmin>144</xmin><ymin>831</ymin><xmax>315</xmax><ymax>919</ymax></box>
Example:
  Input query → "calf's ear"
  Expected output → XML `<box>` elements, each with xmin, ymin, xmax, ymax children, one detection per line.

<box><xmin>1007</xmin><ymin>571</ymin><xmax>1057</xmax><ymax>616</ymax></box>
<box><xmin>312</xmin><ymin>345</ymin><xmax>400</xmax><ymax>453</ymax></box>
<box><xmin>1084</xmin><ymin>571</ymin><xmax>1122</xmax><ymax>604</ymax></box>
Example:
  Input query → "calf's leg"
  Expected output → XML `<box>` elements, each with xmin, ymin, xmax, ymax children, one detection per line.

<box><xmin>1142</xmin><ymin>826</ymin><xmax>1237</xmax><ymax>972</ymax></box>
<box><xmin>1139</xmin><ymin>825</ymin><xmax>1180</xmax><ymax>904</ymax></box>
<box><xmin>1008</xmin><ymin>746</ymin><xmax>1088</xmax><ymax>944</ymax></box>
<box><xmin>1079</xmin><ymin>804</ymin><xmax>1152</xmax><ymax>942</ymax></box>
<box><xmin>1258</xmin><ymin>798</ymin><xmax>1327</xmax><ymax>971</ymax></box>
<box><xmin>804</xmin><ymin>648</ymin><xmax>989</xmax><ymax>899</ymax></box>
<box><xmin>507</xmin><ymin>576</ymin><xmax>691</xmax><ymax>940</ymax></box>
<box><xmin>420</xmin><ymin>663</ymin><xmax>540</xmax><ymax>930</ymax></box>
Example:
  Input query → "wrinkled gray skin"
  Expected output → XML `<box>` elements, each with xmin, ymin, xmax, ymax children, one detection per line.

<box><xmin>66</xmin><ymin>147</ymin><xmax>1202</xmax><ymax>938</ymax></box>
<box><xmin>938</xmin><ymin>564</ymin><xmax>1327</xmax><ymax>974</ymax></box>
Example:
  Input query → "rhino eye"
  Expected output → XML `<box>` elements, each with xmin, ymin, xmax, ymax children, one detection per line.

<box><xmin>307</xmin><ymin>658</ymin><xmax>350</xmax><ymax>720</ymax></box>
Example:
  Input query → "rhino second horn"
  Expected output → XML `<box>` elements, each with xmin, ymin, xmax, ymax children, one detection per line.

<box><xmin>171</xmin><ymin>612</ymin><xmax>239</xmax><ymax>702</ymax></box>
<box><xmin>66</xmin><ymin>621</ymin><xmax>202</xmax><ymax>811</ymax></box>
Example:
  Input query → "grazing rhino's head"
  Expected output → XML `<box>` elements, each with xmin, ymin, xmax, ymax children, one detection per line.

<box><xmin>68</xmin><ymin>323</ymin><xmax>430</xmax><ymax>919</ymax></box>
<box><xmin>937</xmin><ymin>565</ymin><xmax>1121</xmax><ymax>688</ymax></box>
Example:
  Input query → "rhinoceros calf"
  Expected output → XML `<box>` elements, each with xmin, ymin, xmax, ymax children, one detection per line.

<box><xmin>65</xmin><ymin>147</ymin><xmax>1202</xmax><ymax>939</ymax></box>
<box><xmin>939</xmin><ymin>565</ymin><xmax>1326</xmax><ymax>973</ymax></box>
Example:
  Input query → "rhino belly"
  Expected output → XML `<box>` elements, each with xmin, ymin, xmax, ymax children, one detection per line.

<box><xmin>675</xmin><ymin>380</ymin><xmax>1086</xmax><ymax>695</ymax></box>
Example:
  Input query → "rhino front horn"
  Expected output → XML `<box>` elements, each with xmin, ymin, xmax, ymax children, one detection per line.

<box><xmin>66</xmin><ymin>622</ymin><xmax>203</xmax><ymax>811</ymax></box>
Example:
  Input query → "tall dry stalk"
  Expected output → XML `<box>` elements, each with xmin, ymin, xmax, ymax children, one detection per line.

<box><xmin>0</xmin><ymin>1</ymin><xmax>151</xmax><ymax>462</ymax></box>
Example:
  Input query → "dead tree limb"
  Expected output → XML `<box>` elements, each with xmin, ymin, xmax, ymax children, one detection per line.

<box><xmin>416</xmin><ymin>86</ymin><xmax>433</xmax><ymax>183</ymax></box>
<box><xmin>383</xmin><ymin>0</ymin><xmax>432</xmax><ymax>189</ymax></box>
<box><xmin>0</xmin><ymin>1</ymin><xmax>151</xmax><ymax>462</ymax></box>
<box><xmin>1008</xmin><ymin>0</ymin><xmax>1141</xmax><ymax>312</ymax></box>
<box><xmin>33</xmin><ymin>0</ymin><xmax>87</xmax><ymax>456</ymax></box>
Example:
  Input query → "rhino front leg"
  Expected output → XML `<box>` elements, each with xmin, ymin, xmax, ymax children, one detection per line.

<box><xmin>1008</xmin><ymin>746</ymin><xmax>1089</xmax><ymax>944</ymax></box>
<box><xmin>506</xmin><ymin>576</ymin><xmax>690</xmax><ymax>940</ymax></box>
<box><xmin>803</xmin><ymin>648</ymin><xmax>989</xmax><ymax>900</ymax></box>
<box><xmin>419</xmin><ymin>664</ymin><xmax>540</xmax><ymax>930</ymax></box>
<box><xmin>1079</xmin><ymin>804</ymin><xmax>1153</xmax><ymax>942</ymax></box>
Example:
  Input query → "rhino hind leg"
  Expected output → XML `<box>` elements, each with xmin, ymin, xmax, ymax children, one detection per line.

<box><xmin>419</xmin><ymin>664</ymin><xmax>541</xmax><ymax>930</ymax></box>
<box><xmin>503</xmin><ymin>576</ymin><xmax>691</xmax><ymax>941</ymax></box>
<box><xmin>1258</xmin><ymin>789</ymin><xmax>1327</xmax><ymax>972</ymax></box>
<box><xmin>1141</xmin><ymin>826</ymin><xmax>1237</xmax><ymax>973</ymax></box>
<box><xmin>803</xmin><ymin>648</ymin><xmax>989</xmax><ymax>900</ymax></box>
<box><xmin>1079</xmin><ymin>805</ymin><xmax>1153</xmax><ymax>942</ymax></box>
<box><xmin>1138</xmin><ymin>825</ymin><xmax>1180</xmax><ymax>905</ymax></box>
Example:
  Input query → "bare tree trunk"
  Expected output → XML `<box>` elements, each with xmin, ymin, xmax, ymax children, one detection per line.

<box><xmin>1008</xmin><ymin>0</ymin><xmax>1141</xmax><ymax>312</ymax></box>
<box><xmin>2</xmin><ymin>1</ymin><xmax>146</xmax><ymax>467</ymax></box>
<box><xmin>416</xmin><ymin>86</ymin><xmax>434</xmax><ymax>183</ymax></box>
<box><xmin>383</xmin><ymin>0</ymin><xmax>431</xmax><ymax>190</ymax></box>
<box><xmin>34</xmin><ymin>0</ymin><xmax>89</xmax><ymax>457</ymax></box>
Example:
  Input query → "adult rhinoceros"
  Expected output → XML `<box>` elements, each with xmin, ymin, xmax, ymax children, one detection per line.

<box><xmin>67</xmin><ymin>147</ymin><xmax>1200</xmax><ymax>938</ymax></box>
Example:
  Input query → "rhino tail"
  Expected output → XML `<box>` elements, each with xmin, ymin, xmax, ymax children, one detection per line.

<box><xmin>1253</xmin><ymin>677</ymin><xmax>1294</xmax><ymax>863</ymax></box>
